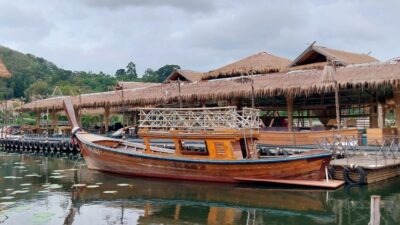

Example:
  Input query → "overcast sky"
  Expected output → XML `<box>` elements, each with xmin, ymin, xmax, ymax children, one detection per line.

<box><xmin>0</xmin><ymin>0</ymin><xmax>399</xmax><ymax>75</ymax></box>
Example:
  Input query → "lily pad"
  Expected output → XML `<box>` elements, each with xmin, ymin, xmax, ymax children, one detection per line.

<box><xmin>0</xmin><ymin>196</ymin><xmax>14</xmax><ymax>200</ymax></box>
<box><xmin>25</xmin><ymin>173</ymin><xmax>41</xmax><ymax>177</ymax></box>
<box><xmin>0</xmin><ymin>201</ymin><xmax>16</xmax><ymax>206</ymax></box>
<box><xmin>49</xmin><ymin>175</ymin><xmax>65</xmax><ymax>179</ymax></box>
<box><xmin>11</xmin><ymin>190</ymin><xmax>30</xmax><ymax>194</ymax></box>
<box><xmin>48</xmin><ymin>184</ymin><xmax>62</xmax><ymax>189</ymax></box>
<box><xmin>20</xmin><ymin>183</ymin><xmax>32</xmax><ymax>186</ymax></box>
<box><xmin>31</xmin><ymin>212</ymin><xmax>55</xmax><ymax>224</ymax></box>
<box><xmin>38</xmin><ymin>190</ymin><xmax>50</xmax><ymax>193</ymax></box>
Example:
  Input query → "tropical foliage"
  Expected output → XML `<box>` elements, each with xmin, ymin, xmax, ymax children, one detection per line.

<box><xmin>0</xmin><ymin>45</ymin><xmax>180</xmax><ymax>101</ymax></box>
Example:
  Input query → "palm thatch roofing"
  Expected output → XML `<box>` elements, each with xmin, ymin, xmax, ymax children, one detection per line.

<box><xmin>289</xmin><ymin>43</ymin><xmax>378</xmax><ymax>67</ymax></box>
<box><xmin>202</xmin><ymin>52</ymin><xmax>291</xmax><ymax>80</ymax></box>
<box><xmin>163</xmin><ymin>69</ymin><xmax>204</xmax><ymax>83</ymax></box>
<box><xmin>0</xmin><ymin>58</ymin><xmax>11</xmax><ymax>78</ymax></box>
<box><xmin>115</xmin><ymin>81</ymin><xmax>160</xmax><ymax>90</ymax></box>
<box><xmin>19</xmin><ymin>61</ymin><xmax>400</xmax><ymax>112</ymax></box>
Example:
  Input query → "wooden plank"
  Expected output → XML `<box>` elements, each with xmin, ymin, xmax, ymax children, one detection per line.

<box><xmin>259</xmin><ymin>128</ymin><xmax>359</xmax><ymax>146</ymax></box>
<box><xmin>234</xmin><ymin>177</ymin><xmax>344</xmax><ymax>189</ymax></box>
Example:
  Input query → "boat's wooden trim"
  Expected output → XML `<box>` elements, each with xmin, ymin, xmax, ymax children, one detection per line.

<box><xmin>258</xmin><ymin>128</ymin><xmax>359</xmax><ymax>146</ymax></box>
<box><xmin>77</xmin><ymin>132</ymin><xmax>331</xmax><ymax>164</ymax></box>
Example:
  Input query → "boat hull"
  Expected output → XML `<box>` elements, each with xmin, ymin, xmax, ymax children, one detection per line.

<box><xmin>78</xmin><ymin>135</ymin><xmax>332</xmax><ymax>183</ymax></box>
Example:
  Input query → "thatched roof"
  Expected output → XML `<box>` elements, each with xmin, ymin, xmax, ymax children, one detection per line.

<box><xmin>115</xmin><ymin>81</ymin><xmax>160</xmax><ymax>90</ymax></box>
<box><xmin>202</xmin><ymin>52</ymin><xmax>291</xmax><ymax>80</ymax></box>
<box><xmin>0</xmin><ymin>58</ymin><xmax>11</xmax><ymax>78</ymax></box>
<box><xmin>163</xmin><ymin>69</ymin><xmax>204</xmax><ymax>83</ymax></box>
<box><xmin>289</xmin><ymin>44</ymin><xmax>378</xmax><ymax>67</ymax></box>
<box><xmin>19</xmin><ymin>62</ymin><xmax>400</xmax><ymax>112</ymax></box>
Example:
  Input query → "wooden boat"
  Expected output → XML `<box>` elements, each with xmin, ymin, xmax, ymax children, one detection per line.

<box><xmin>63</xmin><ymin>99</ymin><xmax>335</xmax><ymax>185</ymax></box>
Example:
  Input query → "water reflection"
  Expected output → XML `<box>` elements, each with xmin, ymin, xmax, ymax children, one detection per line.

<box><xmin>0</xmin><ymin>152</ymin><xmax>399</xmax><ymax>225</ymax></box>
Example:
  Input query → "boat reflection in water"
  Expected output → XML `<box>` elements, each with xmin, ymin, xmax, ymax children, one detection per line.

<box><xmin>0</xmin><ymin>154</ymin><xmax>399</xmax><ymax>224</ymax></box>
<box><xmin>67</xmin><ymin>172</ymin><xmax>335</xmax><ymax>225</ymax></box>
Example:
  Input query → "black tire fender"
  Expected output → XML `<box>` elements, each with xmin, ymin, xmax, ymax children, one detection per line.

<box><xmin>343</xmin><ymin>166</ymin><xmax>367</xmax><ymax>185</ymax></box>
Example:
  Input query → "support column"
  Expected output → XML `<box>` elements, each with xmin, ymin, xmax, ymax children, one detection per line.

<box><xmin>394</xmin><ymin>91</ymin><xmax>400</xmax><ymax>135</ymax></box>
<box><xmin>369</xmin><ymin>105</ymin><xmax>378</xmax><ymax>128</ymax></box>
<box><xmin>74</xmin><ymin>108</ymin><xmax>81</xmax><ymax>127</ymax></box>
<box><xmin>377</xmin><ymin>102</ymin><xmax>384</xmax><ymax>128</ymax></box>
<box><xmin>286</xmin><ymin>95</ymin><xmax>294</xmax><ymax>131</ymax></box>
<box><xmin>35</xmin><ymin>112</ymin><xmax>41</xmax><ymax>128</ymax></box>
<box><xmin>51</xmin><ymin>111</ymin><xmax>58</xmax><ymax>130</ymax></box>
<box><xmin>104</xmin><ymin>105</ymin><xmax>110</xmax><ymax>132</ymax></box>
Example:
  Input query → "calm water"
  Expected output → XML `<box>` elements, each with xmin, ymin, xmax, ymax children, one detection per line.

<box><xmin>0</xmin><ymin>151</ymin><xmax>399</xmax><ymax>225</ymax></box>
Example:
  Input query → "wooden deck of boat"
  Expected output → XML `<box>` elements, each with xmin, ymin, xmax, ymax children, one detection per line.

<box><xmin>331</xmin><ymin>155</ymin><xmax>400</xmax><ymax>183</ymax></box>
<box><xmin>234</xmin><ymin>177</ymin><xmax>344</xmax><ymax>189</ymax></box>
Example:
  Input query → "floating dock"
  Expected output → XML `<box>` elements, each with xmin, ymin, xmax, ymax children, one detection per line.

<box><xmin>0</xmin><ymin>138</ymin><xmax>80</xmax><ymax>157</ymax></box>
<box><xmin>331</xmin><ymin>155</ymin><xmax>400</xmax><ymax>184</ymax></box>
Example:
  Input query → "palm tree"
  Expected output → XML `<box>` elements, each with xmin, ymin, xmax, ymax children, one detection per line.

<box><xmin>126</xmin><ymin>62</ymin><xmax>137</xmax><ymax>79</ymax></box>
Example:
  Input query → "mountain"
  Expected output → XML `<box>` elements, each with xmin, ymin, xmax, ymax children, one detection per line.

<box><xmin>0</xmin><ymin>45</ymin><xmax>180</xmax><ymax>102</ymax></box>
<box><xmin>0</xmin><ymin>45</ymin><xmax>117</xmax><ymax>101</ymax></box>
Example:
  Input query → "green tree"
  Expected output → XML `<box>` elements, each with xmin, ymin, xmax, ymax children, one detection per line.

<box><xmin>115</xmin><ymin>69</ymin><xmax>126</xmax><ymax>80</ymax></box>
<box><xmin>155</xmin><ymin>64</ymin><xmax>180</xmax><ymax>82</ymax></box>
<box><xmin>25</xmin><ymin>80</ymin><xmax>49</xmax><ymax>99</ymax></box>
<box><xmin>142</xmin><ymin>68</ymin><xmax>158</xmax><ymax>82</ymax></box>
<box><xmin>126</xmin><ymin>62</ymin><xmax>138</xmax><ymax>79</ymax></box>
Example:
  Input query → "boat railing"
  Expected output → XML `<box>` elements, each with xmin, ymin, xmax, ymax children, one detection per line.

<box><xmin>138</xmin><ymin>107</ymin><xmax>261</xmax><ymax>131</ymax></box>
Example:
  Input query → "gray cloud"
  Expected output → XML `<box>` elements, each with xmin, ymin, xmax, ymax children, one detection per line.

<box><xmin>0</xmin><ymin>0</ymin><xmax>399</xmax><ymax>75</ymax></box>
<box><xmin>82</xmin><ymin>0</ymin><xmax>217</xmax><ymax>12</ymax></box>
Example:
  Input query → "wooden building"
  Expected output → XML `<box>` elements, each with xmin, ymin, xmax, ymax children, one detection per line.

<box><xmin>17</xmin><ymin>44</ymin><xmax>400</xmax><ymax>145</ymax></box>
<box><xmin>164</xmin><ymin>69</ymin><xmax>203</xmax><ymax>83</ymax></box>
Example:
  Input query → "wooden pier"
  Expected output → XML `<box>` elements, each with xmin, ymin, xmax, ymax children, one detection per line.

<box><xmin>331</xmin><ymin>156</ymin><xmax>400</xmax><ymax>184</ymax></box>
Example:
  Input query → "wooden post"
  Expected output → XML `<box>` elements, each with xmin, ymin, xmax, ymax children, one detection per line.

<box><xmin>370</xmin><ymin>104</ymin><xmax>378</xmax><ymax>128</ymax></box>
<box><xmin>74</xmin><ymin>108</ymin><xmax>81</xmax><ymax>127</ymax></box>
<box><xmin>174</xmin><ymin>204</ymin><xmax>181</xmax><ymax>221</ymax></box>
<box><xmin>369</xmin><ymin>195</ymin><xmax>381</xmax><ymax>225</ymax></box>
<box><xmin>377</xmin><ymin>102</ymin><xmax>384</xmax><ymax>128</ymax></box>
<box><xmin>173</xmin><ymin>139</ymin><xmax>182</xmax><ymax>155</ymax></box>
<box><xmin>144</xmin><ymin>138</ymin><xmax>151</xmax><ymax>153</ymax></box>
<box><xmin>334</xmin><ymin>82</ymin><xmax>341</xmax><ymax>131</ymax></box>
<box><xmin>35</xmin><ymin>111</ymin><xmax>41</xmax><ymax>128</ymax></box>
<box><xmin>104</xmin><ymin>105</ymin><xmax>110</xmax><ymax>132</ymax></box>
<box><xmin>394</xmin><ymin>90</ymin><xmax>400</xmax><ymax>135</ymax></box>
<box><xmin>177</xmin><ymin>79</ymin><xmax>182</xmax><ymax>108</ymax></box>
<box><xmin>286</xmin><ymin>95</ymin><xmax>294</xmax><ymax>132</ymax></box>
<box><xmin>51</xmin><ymin>111</ymin><xmax>58</xmax><ymax>129</ymax></box>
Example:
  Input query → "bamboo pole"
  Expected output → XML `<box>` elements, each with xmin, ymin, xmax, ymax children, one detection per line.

<box><xmin>377</xmin><ymin>102</ymin><xmax>384</xmax><ymax>128</ymax></box>
<box><xmin>286</xmin><ymin>94</ymin><xmax>294</xmax><ymax>132</ymax></box>
<box><xmin>335</xmin><ymin>82</ymin><xmax>341</xmax><ymax>131</ymax></box>
<box><xmin>394</xmin><ymin>90</ymin><xmax>400</xmax><ymax>135</ymax></box>
<box><xmin>178</xmin><ymin>79</ymin><xmax>182</xmax><ymax>108</ymax></box>
<box><xmin>104</xmin><ymin>105</ymin><xmax>110</xmax><ymax>133</ymax></box>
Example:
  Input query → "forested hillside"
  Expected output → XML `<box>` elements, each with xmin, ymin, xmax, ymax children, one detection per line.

<box><xmin>0</xmin><ymin>45</ymin><xmax>179</xmax><ymax>101</ymax></box>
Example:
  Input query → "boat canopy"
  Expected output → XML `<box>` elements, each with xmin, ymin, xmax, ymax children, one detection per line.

<box><xmin>138</xmin><ymin>107</ymin><xmax>261</xmax><ymax>131</ymax></box>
